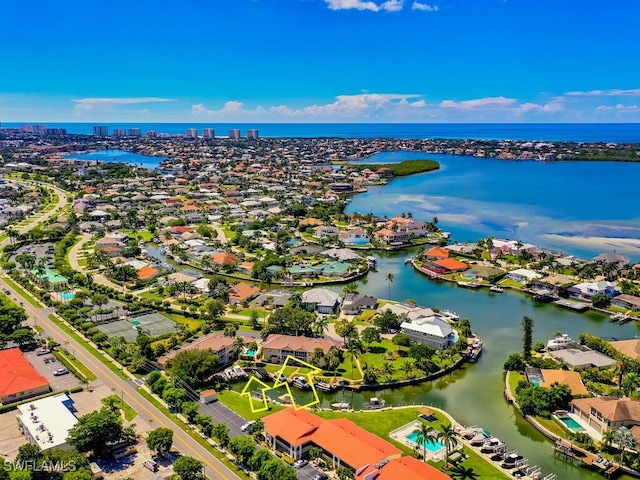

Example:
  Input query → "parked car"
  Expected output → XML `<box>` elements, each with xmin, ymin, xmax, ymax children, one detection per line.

<box><xmin>240</xmin><ymin>420</ymin><xmax>256</xmax><ymax>432</ymax></box>
<box><xmin>37</xmin><ymin>349</ymin><xmax>51</xmax><ymax>356</ymax></box>
<box><xmin>53</xmin><ymin>368</ymin><xmax>69</xmax><ymax>376</ymax></box>
<box><xmin>313</xmin><ymin>473</ymin><xmax>328</xmax><ymax>480</ymax></box>
<box><xmin>293</xmin><ymin>459</ymin><xmax>308</xmax><ymax>469</ymax></box>
<box><xmin>3</xmin><ymin>289</ymin><xmax>10</xmax><ymax>295</ymax></box>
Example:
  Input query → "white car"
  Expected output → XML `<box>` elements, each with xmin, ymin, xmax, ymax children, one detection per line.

<box><xmin>53</xmin><ymin>368</ymin><xmax>69</xmax><ymax>376</ymax></box>
<box><xmin>240</xmin><ymin>420</ymin><xmax>256</xmax><ymax>432</ymax></box>
<box><xmin>293</xmin><ymin>459</ymin><xmax>308</xmax><ymax>469</ymax></box>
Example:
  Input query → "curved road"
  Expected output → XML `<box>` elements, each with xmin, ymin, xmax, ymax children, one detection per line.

<box><xmin>1</xmin><ymin>180</ymin><xmax>70</xmax><ymax>247</ymax></box>
<box><xmin>0</xmin><ymin>276</ymin><xmax>239</xmax><ymax>480</ymax></box>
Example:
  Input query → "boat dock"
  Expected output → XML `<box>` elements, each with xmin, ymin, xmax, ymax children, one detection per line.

<box><xmin>554</xmin><ymin>299</ymin><xmax>590</xmax><ymax>312</ymax></box>
<box><xmin>554</xmin><ymin>439</ymin><xmax>620</xmax><ymax>478</ymax></box>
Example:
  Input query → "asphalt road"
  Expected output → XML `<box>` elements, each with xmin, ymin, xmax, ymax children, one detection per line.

<box><xmin>0</xmin><ymin>276</ymin><xmax>239</xmax><ymax>480</ymax></box>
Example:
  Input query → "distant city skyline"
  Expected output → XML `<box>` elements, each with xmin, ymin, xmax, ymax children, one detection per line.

<box><xmin>1</xmin><ymin>0</ymin><xmax>639</xmax><ymax>123</ymax></box>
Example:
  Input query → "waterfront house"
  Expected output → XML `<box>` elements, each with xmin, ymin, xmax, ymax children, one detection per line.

<box><xmin>526</xmin><ymin>367</ymin><xmax>589</xmax><ymax>396</ymax></box>
<box><xmin>568</xmin><ymin>281</ymin><xmax>619</xmax><ymax>301</ymax></box>
<box><xmin>548</xmin><ymin>348</ymin><xmax>616</xmax><ymax>369</ymax></box>
<box><xmin>263</xmin><ymin>407</ymin><xmax>402</xmax><ymax>476</ymax></box>
<box><xmin>252</xmin><ymin>290</ymin><xmax>294</xmax><ymax>308</ymax></box>
<box><xmin>400</xmin><ymin>316</ymin><xmax>456</xmax><ymax>351</ymax></box>
<box><xmin>339</xmin><ymin>228</ymin><xmax>370</xmax><ymax>245</ymax></box>
<box><xmin>609</xmin><ymin>339</ymin><xmax>640</xmax><ymax>361</ymax></box>
<box><xmin>301</xmin><ymin>288</ymin><xmax>340</xmax><ymax>314</ymax></box>
<box><xmin>341</xmin><ymin>293</ymin><xmax>378</xmax><ymax>316</ymax></box>
<box><xmin>572</xmin><ymin>396</ymin><xmax>640</xmax><ymax>438</ymax></box>
<box><xmin>612</xmin><ymin>294</ymin><xmax>640</xmax><ymax>311</ymax></box>
<box><xmin>593</xmin><ymin>252</ymin><xmax>630</xmax><ymax>266</ymax></box>
<box><xmin>374</xmin><ymin>228</ymin><xmax>409</xmax><ymax>245</ymax></box>
<box><xmin>506</xmin><ymin>268</ymin><xmax>543</xmax><ymax>283</ymax></box>
<box><xmin>261</xmin><ymin>334</ymin><xmax>342</xmax><ymax>366</ymax></box>
<box><xmin>228</xmin><ymin>282</ymin><xmax>261</xmax><ymax>305</ymax></box>
<box><xmin>423</xmin><ymin>246</ymin><xmax>450</xmax><ymax>259</ymax></box>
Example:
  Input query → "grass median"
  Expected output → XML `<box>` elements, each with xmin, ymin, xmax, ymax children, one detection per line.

<box><xmin>2</xmin><ymin>277</ymin><xmax>41</xmax><ymax>307</ymax></box>
<box><xmin>53</xmin><ymin>349</ymin><xmax>97</xmax><ymax>382</ymax></box>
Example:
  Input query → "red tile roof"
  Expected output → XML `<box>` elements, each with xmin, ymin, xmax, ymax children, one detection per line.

<box><xmin>263</xmin><ymin>408</ymin><xmax>322</xmax><ymax>446</ymax></box>
<box><xmin>424</xmin><ymin>247</ymin><xmax>450</xmax><ymax>259</ymax></box>
<box><xmin>229</xmin><ymin>282</ymin><xmax>260</xmax><ymax>302</ymax></box>
<box><xmin>212</xmin><ymin>252</ymin><xmax>240</xmax><ymax>265</ymax></box>
<box><xmin>372</xmin><ymin>456</ymin><xmax>451</xmax><ymax>480</ymax></box>
<box><xmin>434</xmin><ymin>257</ymin><xmax>468</xmax><ymax>271</ymax></box>
<box><xmin>137</xmin><ymin>265</ymin><xmax>160</xmax><ymax>281</ymax></box>
<box><xmin>0</xmin><ymin>348</ymin><xmax>49</xmax><ymax>398</ymax></box>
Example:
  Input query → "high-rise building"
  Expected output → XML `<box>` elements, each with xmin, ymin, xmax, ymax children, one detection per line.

<box><xmin>247</xmin><ymin>129</ymin><xmax>259</xmax><ymax>140</ymax></box>
<box><xmin>185</xmin><ymin>128</ymin><xmax>198</xmax><ymax>139</ymax></box>
<box><xmin>128</xmin><ymin>128</ymin><xmax>141</xmax><ymax>137</ymax></box>
<box><xmin>33</xmin><ymin>125</ymin><xmax>48</xmax><ymax>135</ymax></box>
<box><xmin>147</xmin><ymin>130</ymin><xmax>157</xmax><ymax>138</ymax></box>
<box><xmin>203</xmin><ymin>128</ymin><xmax>215</xmax><ymax>139</ymax></box>
<box><xmin>113</xmin><ymin>128</ymin><xmax>126</xmax><ymax>137</ymax></box>
<box><xmin>93</xmin><ymin>126</ymin><xmax>108</xmax><ymax>136</ymax></box>
<box><xmin>228</xmin><ymin>129</ymin><xmax>240</xmax><ymax>139</ymax></box>
<box><xmin>44</xmin><ymin>128</ymin><xmax>66</xmax><ymax>135</ymax></box>
<box><xmin>19</xmin><ymin>124</ymin><xmax>34</xmax><ymax>133</ymax></box>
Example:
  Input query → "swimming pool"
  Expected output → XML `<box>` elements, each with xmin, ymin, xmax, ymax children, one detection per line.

<box><xmin>405</xmin><ymin>432</ymin><xmax>445</xmax><ymax>453</ymax></box>
<box><xmin>245</xmin><ymin>349</ymin><xmax>256</xmax><ymax>356</ymax></box>
<box><xmin>60</xmin><ymin>291</ymin><xmax>74</xmax><ymax>301</ymax></box>
<box><xmin>556</xmin><ymin>414</ymin><xmax>585</xmax><ymax>432</ymax></box>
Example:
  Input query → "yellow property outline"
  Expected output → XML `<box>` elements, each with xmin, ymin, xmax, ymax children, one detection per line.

<box><xmin>273</xmin><ymin>355</ymin><xmax>322</xmax><ymax>411</ymax></box>
<box><xmin>240</xmin><ymin>376</ymin><xmax>271</xmax><ymax>413</ymax></box>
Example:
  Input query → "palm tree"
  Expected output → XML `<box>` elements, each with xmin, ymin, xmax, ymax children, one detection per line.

<box><xmin>450</xmin><ymin>464</ymin><xmax>479</xmax><ymax>480</ymax></box>
<box><xmin>314</xmin><ymin>316</ymin><xmax>329</xmax><ymax>337</ymax></box>
<box><xmin>232</xmin><ymin>336</ymin><xmax>245</xmax><ymax>358</ymax></box>
<box><xmin>413</xmin><ymin>423</ymin><xmax>434</xmax><ymax>462</ymax></box>
<box><xmin>436</xmin><ymin>423</ymin><xmax>459</xmax><ymax>465</ymax></box>
<box><xmin>601</xmin><ymin>429</ymin><xmax>615</xmax><ymax>452</ymax></box>
<box><xmin>385</xmin><ymin>273</ymin><xmax>394</xmax><ymax>300</ymax></box>
<box><xmin>381</xmin><ymin>361</ymin><xmax>395</xmax><ymax>382</ymax></box>
<box><xmin>402</xmin><ymin>360</ymin><xmax>414</xmax><ymax>379</ymax></box>
<box><xmin>616</xmin><ymin>357</ymin><xmax>629</xmax><ymax>386</ymax></box>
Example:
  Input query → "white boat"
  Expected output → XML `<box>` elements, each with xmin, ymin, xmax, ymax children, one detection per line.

<box><xmin>404</xmin><ymin>257</ymin><xmax>413</xmax><ymax>264</ymax></box>
<box><xmin>331</xmin><ymin>402</ymin><xmax>351</xmax><ymax>409</ymax></box>
<box><xmin>441</xmin><ymin>310</ymin><xmax>460</xmax><ymax>321</ymax></box>
<box><xmin>490</xmin><ymin>285</ymin><xmax>504</xmax><ymax>293</ymax></box>
<box><xmin>278</xmin><ymin>394</ymin><xmax>292</xmax><ymax>404</ymax></box>
<box><xmin>472</xmin><ymin>338</ymin><xmax>483</xmax><ymax>349</ymax></box>
<box><xmin>233</xmin><ymin>365</ymin><xmax>247</xmax><ymax>378</ymax></box>
<box><xmin>546</xmin><ymin>333</ymin><xmax>573</xmax><ymax>350</ymax></box>
<box><xmin>458</xmin><ymin>281</ymin><xmax>480</xmax><ymax>288</ymax></box>
<box><xmin>292</xmin><ymin>376</ymin><xmax>310</xmax><ymax>389</ymax></box>
<box><xmin>364</xmin><ymin>397</ymin><xmax>385</xmax><ymax>409</ymax></box>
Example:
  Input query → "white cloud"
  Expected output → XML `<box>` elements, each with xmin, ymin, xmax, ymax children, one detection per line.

<box><xmin>412</xmin><ymin>2</ymin><xmax>438</xmax><ymax>11</ymax></box>
<box><xmin>191</xmin><ymin>100</ymin><xmax>245</xmax><ymax>117</ymax></box>
<box><xmin>410</xmin><ymin>99</ymin><xmax>426</xmax><ymax>108</ymax></box>
<box><xmin>519</xmin><ymin>100</ymin><xmax>564</xmax><ymax>114</ymax></box>
<box><xmin>440</xmin><ymin>96</ymin><xmax>517</xmax><ymax>110</ymax></box>
<box><xmin>73</xmin><ymin>97</ymin><xmax>174</xmax><ymax>113</ymax></box>
<box><xmin>564</xmin><ymin>88</ymin><xmax>640</xmax><ymax>97</ymax></box>
<box><xmin>595</xmin><ymin>103</ymin><xmax>638</xmax><ymax>113</ymax></box>
<box><xmin>324</xmin><ymin>0</ymin><xmax>404</xmax><ymax>12</ymax></box>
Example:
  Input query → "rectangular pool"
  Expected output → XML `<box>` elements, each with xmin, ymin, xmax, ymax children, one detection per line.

<box><xmin>556</xmin><ymin>414</ymin><xmax>585</xmax><ymax>432</ymax></box>
<box><xmin>405</xmin><ymin>432</ymin><xmax>445</xmax><ymax>453</ymax></box>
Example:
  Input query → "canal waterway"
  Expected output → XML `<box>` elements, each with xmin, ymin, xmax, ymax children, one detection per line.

<box><xmin>337</xmin><ymin>154</ymin><xmax>640</xmax><ymax>478</ymax></box>
<box><xmin>346</xmin><ymin>152</ymin><xmax>640</xmax><ymax>262</ymax></box>
<box><xmin>66</xmin><ymin>149</ymin><xmax>165</xmax><ymax>170</ymax></box>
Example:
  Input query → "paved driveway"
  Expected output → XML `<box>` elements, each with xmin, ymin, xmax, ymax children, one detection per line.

<box><xmin>23</xmin><ymin>350</ymin><xmax>82</xmax><ymax>391</ymax></box>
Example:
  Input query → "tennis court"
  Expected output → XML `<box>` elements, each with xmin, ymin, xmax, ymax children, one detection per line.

<box><xmin>96</xmin><ymin>311</ymin><xmax>178</xmax><ymax>341</ymax></box>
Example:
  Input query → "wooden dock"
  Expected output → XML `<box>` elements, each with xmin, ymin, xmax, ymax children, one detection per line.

<box><xmin>554</xmin><ymin>439</ymin><xmax>620</xmax><ymax>478</ymax></box>
<box><xmin>554</xmin><ymin>299</ymin><xmax>591</xmax><ymax>312</ymax></box>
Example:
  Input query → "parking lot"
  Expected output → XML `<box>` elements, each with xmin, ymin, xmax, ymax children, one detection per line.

<box><xmin>23</xmin><ymin>350</ymin><xmax>82</xmax><ymax>391</ymax></box>
<box><xmin>96</xmin><ymin>440</ymin><xmax>175</xmax><ymax>480</ymax></box>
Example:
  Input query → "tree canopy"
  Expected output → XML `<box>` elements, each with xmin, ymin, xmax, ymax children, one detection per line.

<box><xmin>169</xmin><ymin>349</ymin><xmax>219</xmax><ymax>386</ymax></box>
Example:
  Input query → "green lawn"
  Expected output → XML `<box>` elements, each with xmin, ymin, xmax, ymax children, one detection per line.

<box><xmin>217</xmin><ymin>390</ymin><xmax>286</xmax><ymax>421</ymax></box>
<box><xmin>316</xmin><ymin>408</ymin><xmax>511</xmax><ymax>479</ymax></box>
<box><xmin>359</xmin><ymin>339</ymin><xmax>414</xmax><ymax>382</ymax></box>
<box><xmin>53</xmin><ymin>349</ymin><xmax>98</xmax><ymax>382</ymax></box>
<box><xmin>498</xmin><ymin>279</ymin><xmax>525</xmax><ymax>289</ymax></box>
<box><xmin>166</xmin><ymin>311</ymin><xmax>204</xmax><ymax>330</ymax></box>
<box><xmin>537</xmin><ymin>416</ymin><xmax>568</xmax><ymax>439</ymax></box>
<box><xmin>77</xmin><ymin>258</ymin><xmax>88</xmax><ymax>267</ymax></box>
<box><xmin>508</xmin><ymin>371</ymin><xmax>523</xmax><ymax>395</ymax></box>
<box><xmin>102</xmin><ymin>394</ymin><xmax>137</xmax><ymax>421</ymax></box>
<box><xmin>2</xmin><ymin>277</ymin><xmax>41</xmax><ymax>307</ymax></box>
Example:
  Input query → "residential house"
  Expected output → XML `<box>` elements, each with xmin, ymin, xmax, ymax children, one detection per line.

<box><xmin>301</xmin><ymin>288</ymin><xmax>340</xmax><ymax>314</ymax></box>
<box><xmin>568</xmin><ymin>281</ymin><xmax>619</xmax><ymax>301</ymax></box>
<box><xmin>314</xmin><ymin>225</ymin><xmax>339</xmax><ymax>239</ymax></box>
<box><xmin>261</xmin><ymin>334</ymin><xmax>341</xmax><ymax>366</ymax></box>
<box><xmin>263</xmin><ymin>407</ymin><xmax>402</xmax><ymax>477</ymax></box>
<box><xmin>612</xmin><ymin>294</ymin><xmax>640</xmax><ymax>311</ymax></box>
<box><xmin>609</xmin><ymin>339</ymin><xmax>640</xmax><ymax>362</ymax></box>
<box><xmin>341</xmin><ymin>293</ymin><xmax>378</xmax><ymax>316</ymax></box>
<box><xmin>0</xmin><ymin>348</ymin><xmax>50</xmax><ymax>405</ymax></box>
<box><xmin>548</xmin><ymin>348</ymin><xmax>616</xmax><ymax>369</ymax></box>
<box><xmin>137</xmin><ymin>265</ymin><xmax>160</xmax><ymax>282</ymax></box>
<box><xmin>400</xmin><ymin>315</ymin><xmax>456</xmax><ymax>351</ymax></box>
<box><xmin>211</xmin><ymin>252</ymin><xmax>241</xmax><ymax>267</ymax></box>
<box><xmin>228</xmin><ymin>282</ymin><xmax>261</xmax><ymax>305</ymax></box>
<box><xmin>423</xmin><ymin>247</ymin><xmax>450</xmax><ymax>260</ymax></box>
<box><xmin>506</xmin><ymin>268</ymin><xmax>543</xmax><ymax>283</ymax></box>
<box><xmin>157</xmin><ymin>333</ymin><xmax>243</xmax><ymax>368</ymax></box>
<box><xmin>321</xmin><ymin>248</ymin><xmax>360</xmax><ymax>262</ymax></box>
<box><xmin>252</xmin><ymin>290</ymin><xmax>294</xmax><ymax>308</ymax></box>
<box><xmin>374</xmin><ymin>228</ymin><xmax>409</xmax><ymax>245</ymax></box>
<box><xmin>572</xmin><ymin>396</ymin><xmax>640</xmax><ymax>438</ymax></box>
<box><xmin>369</xmin><ymin>456</ymin><xmax>451</xmax><ymax>480</ymax></box>
<box><xmin>339</xmin><ymin>229</ymin><xmax>370</xmax><ymax>245</ymax></box>
<box><xmin>526</xmin><ymin>367</ymin><xmax>589</xmax><ymax>396</ymax></box>
<box><xmin>593</xmin><ymin>252</ymin><xmax>630</xmax><ymax>266</ymax></box>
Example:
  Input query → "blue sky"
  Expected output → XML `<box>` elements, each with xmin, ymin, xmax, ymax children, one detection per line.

<box><xmin>1</xmin><ymin>0</ymin><xmax>639</xmax><ymax>123</ymax></box>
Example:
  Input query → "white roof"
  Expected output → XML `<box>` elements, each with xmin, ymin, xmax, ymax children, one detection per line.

<box><xmin>125</xmin><ymin>259</ymin><xmax>148</xmax><ymax>270</ymax></box>
<box><xmin>509</xmin><ymin>268</ymin><xmax>542</xmax><ymax>280</ymax></box>
<box><xmin>301</xmin><ymin>288</ymin><xmax>340</xmax><ymax>307</ymax></box>
<box><xmin>17</xmin><ymin>393</ymin><xmax>78</xmax><ymax>450</ymax></box>
<box><xmin>401</xmin><ymin>318</ymin><xmax>454</xmax><ymax>339</ymax></box>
